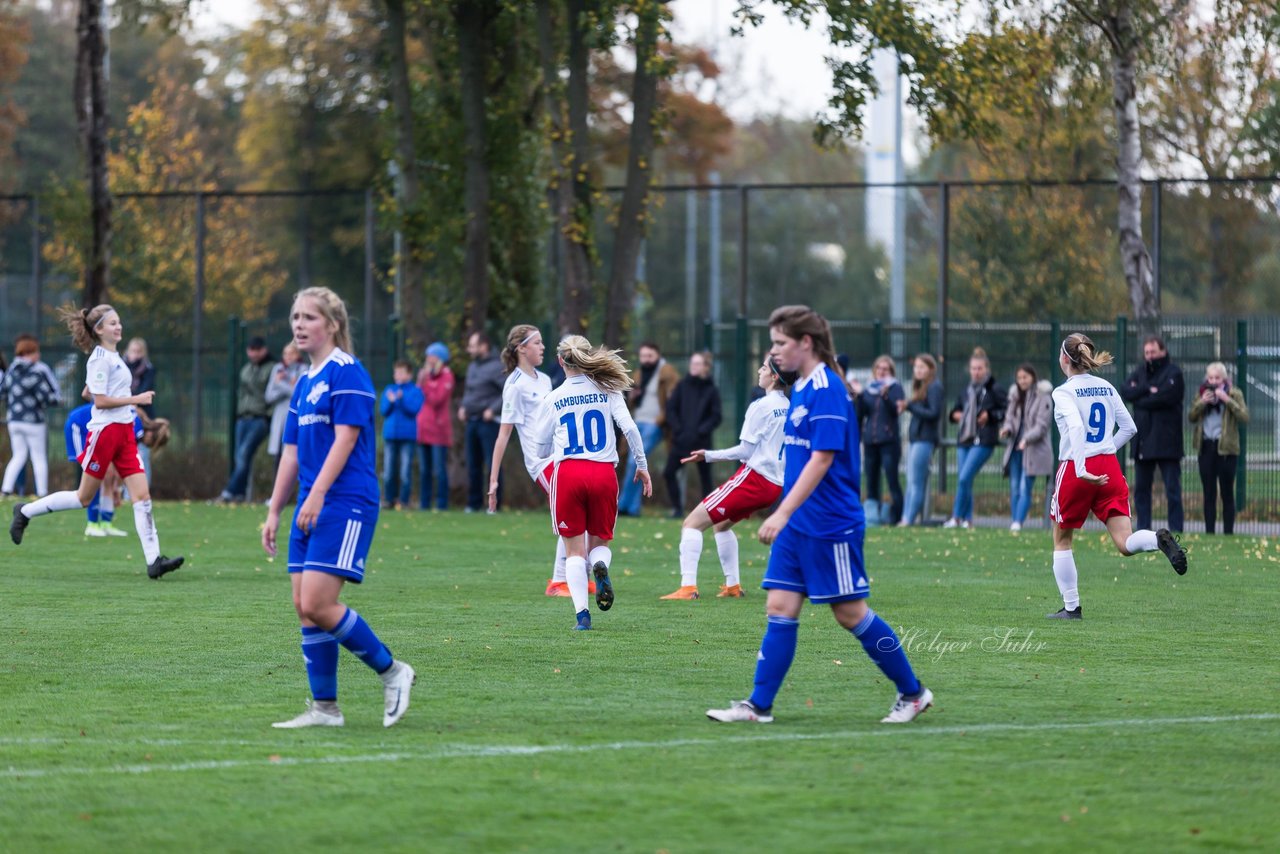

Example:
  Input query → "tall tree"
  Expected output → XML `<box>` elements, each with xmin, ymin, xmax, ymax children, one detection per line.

<box><xmin>601</xmin><ymin>0</ymin><xmax>670</xmax><ymax>347</ymax></box>
<box><xmin>0</xmin><ymin>0</ymin><xmax>28</xmax><ymax>192</ymax></box>
<box><xmin>453</xmin><ymin>0</ymin><xmax>496</xmax><ymax>334</ymax></box>
<box><xmin>75</xmin><ymin>0</ymin><xmax>111</xmax><ymax>305</ymax></box>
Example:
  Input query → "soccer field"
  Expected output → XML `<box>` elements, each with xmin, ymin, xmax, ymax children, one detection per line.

<box><xmin>2</xmin><ymin>503</ymin><xmax>1278</xmax><ymax>851</ymax></box>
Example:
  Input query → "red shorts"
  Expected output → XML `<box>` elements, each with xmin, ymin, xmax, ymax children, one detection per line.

<box><xmin>78</xmin><ymin>421</ymin><xmax>144</xmax><ymax>480</ymax></box>
<box><xmin>549</xmin><ymin>459</ymin><xmax>619</xmax><ymax>540</ymax></box>
<box><xmin>702</xmin><ymin>465</ymin><xmax>783</xmax><ymax>524</ymax></box>
<box><xmin>1050</xmin><ymin>454</ymin><xmax>1130</xmax><ymax>529</ymax></box>
<box><xmin>536</xmin><ymin>461</ymin><xmax>555</xmax><ymax>497</ymax></box>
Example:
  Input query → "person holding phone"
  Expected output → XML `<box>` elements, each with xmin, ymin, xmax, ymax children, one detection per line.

<box><xmin>1188</xmin><ymin>362</ymin><xmax>1249</xmax><ymax>535</ymax></box>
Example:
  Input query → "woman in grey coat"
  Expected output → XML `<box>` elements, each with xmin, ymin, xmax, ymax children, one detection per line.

<box><xmin>1000</xmin><ymin>364</ymin><xmax>1054</xmax><ymax>530</ymax></box>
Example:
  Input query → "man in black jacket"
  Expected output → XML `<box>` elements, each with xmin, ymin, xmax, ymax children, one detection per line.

<box><xmin>663</xmin><ymin>351</ymin><xmax>722</xmax><ymax>518</ymax></box>
<box><xmin>1119</xmin><ymin>335</ymin><xmax>1185</xmax><ymax>532</ymax></box>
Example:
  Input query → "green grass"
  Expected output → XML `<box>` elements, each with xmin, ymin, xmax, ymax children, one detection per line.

<box><xmin>2</xmin><ymin>502</ymin><xmax>1279</xmax><ymax>852</ymax></box>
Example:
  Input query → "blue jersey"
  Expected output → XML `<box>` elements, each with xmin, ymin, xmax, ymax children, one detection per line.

<box><xmin>64</xmin><ymin>403</ymin><xmax>143</xmax><ymax>461</ymax></box>
<box><xmin>782</xmin><ymin>364</ymin><xmax>864</xmax><ymax>538</ymax></box>
<box><xmin>283</xmin><ymin>349</ymin><xmax>379</xmax><ymax>507</ymax></box>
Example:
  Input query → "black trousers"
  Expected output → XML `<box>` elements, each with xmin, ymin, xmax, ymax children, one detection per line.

<box><xmin>1133</xmin><ymin>457</ymin><xmax>1183</xmax><ymax>532</ymax></box>
<box><xmin>1197</xmin><ymin>439</ymin><xmax>1237</xmax><ymax>535</ymax></box>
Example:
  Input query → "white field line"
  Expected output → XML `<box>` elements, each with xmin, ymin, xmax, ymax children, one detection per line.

<box><xmin>3</xmin><ymin>713</ymin><xmax>1278</xmax><ymax>780</ymax></box>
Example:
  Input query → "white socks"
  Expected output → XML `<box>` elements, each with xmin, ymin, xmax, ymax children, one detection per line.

<box><xmin>100</xmin><ymin>488</ymin><xmax>114</xmax><ymax>517</ymax></box>
<box><xmin>133</xmin><ymin>499</ymin><xmax>160</xmax><ymax>564</ymax></box>
<box><xmin>565</xmin><ymin>556</ymin><xmax>589</xmax><ymax>613</ymax></box>
<box><xmin>588</xmin><ymin>545</ymin><xmax>611</xmax><ymax>570</ymax></box>
<box><xmin>1125</xmin><ymin>530</ymin><xmax>1158</xmax><ymax>553</ymax></box>
<box><xmin>1053</xmin><ymin>549</ymin><xmax>1079</xmax><ymax>610</ymax></box>
<box><xmin>21</xmin><ymin>490</ymin><xmax>82</xmax><ymax>518</ymax></box>
<box><xmin>551</xmin><ymin>537</ymin><xmax>567</xmax><ymax>583</ymax></box>
<box><xmin>714</xmin><ymin>530</ymin><xmax>739</xmax><ymax>587</ymax></box>
<box><xmin>679</xmin><ymin>528</ymin><xmax>703</xmax><ymax>587</ymax></box>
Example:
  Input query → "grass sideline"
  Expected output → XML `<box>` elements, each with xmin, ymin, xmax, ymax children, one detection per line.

<box><xmin>2</xmin><ymin>501</ymin><xmax>1278</xmax><ymax>851</ymax></box>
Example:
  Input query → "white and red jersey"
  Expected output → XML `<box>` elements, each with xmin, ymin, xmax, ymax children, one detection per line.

<box><xmin>500</xmin><ymin>367</ymin><xmax>553</xmax><ymax>481</ymax></box>
<box><xmin>86</xmin><ymin>346</ymin><xmax>136</xmax><ymax>429</ymax></box>
<box><xmin>704</xmin><ymin>389</ymin><xmax>789</xmax><ymax>486</ymax></box>
<box><xmin>1052</xmin><ymin>373</ymin><xmax>1136</xmax><ymax>477</ymax></box>
<box><xmin>531</xmin><ymin>375</ymin><xmax>647</xmax><ymax>470</ymax></box>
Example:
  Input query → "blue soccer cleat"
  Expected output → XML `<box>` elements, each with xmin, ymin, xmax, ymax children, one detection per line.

<box><xmin>574</xmin><ymin>609</ymin><xmax>591</xmax><ymax>631</ymax></box>
<box><xmin>592</xmin><ymin>561</ymin><xmax>614</xmax><ymax>611</ymax></box>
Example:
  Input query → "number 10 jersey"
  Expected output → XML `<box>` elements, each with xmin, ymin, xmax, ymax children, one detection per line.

<box><xmin>531</xmin><ymin>374</ymin><xmax>646</xmax><ymax>470</ymax></box>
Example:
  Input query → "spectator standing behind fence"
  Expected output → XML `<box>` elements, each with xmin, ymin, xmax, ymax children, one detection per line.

<box><xmin>1000</xmin><ymin>364</ymin><xmax>1054</xmax><ymax>531</ymax></box>
<box><xmin>945</xmin><ymin>347</ymin><xmax>1006</xmax><ymax>529</ymax></box>
<box><xmin>216</xmin><ymin>337</ymin><xmax>274</xmax><ymax>503</ymax></box>
<box><xmin>417</xmin><ymin>343</ymin><xmax>454</xmax><ymax>510</ymax></box>
<box><xmin>459</xmin><ymin>331</ymin><xmax>506</xmax><ymax>513</ymax></box>
<box><xmin>1119</xmin><ymin>335</ymin><xmax>1185</xmax><ymax>532</ymax></box>
<box><xmin>124</xmin><ymin>338</ymin><xmax>157</xmax><ymax>484</ymax></box>
<box><xmin>381</xmin><ymin>360</ymin><xmax>424</xmax><ymax>510</ymax></box>
<box><xmin>901</xmin><ymin>354</ymin><xmax>943</xmax><ymax>526</ymax></box>
<box><xmin>267</xmin><ymin>343</ymin><xmax>306</xmax><ymax>474</ymax></box>
<box><xmin>663</xmin><ymin>351</ymin><xmax>722</xmax><ymax>519</ymax></box>
<box><xmin>2</xmin><ymin>335</ymin><xmax>61</xmax><ymax>498</ymax></box>
<box><xmin>1188</xmin><ymin>361</ymin><xmax>1248</xmax><ymax>535</ymax></box>
<box><xmin>619</xmin><ymin>342</ymin><xmax>680</xmax><ymax>517</ymax></box>
<box><xmin>851</xmin><ymin>355</ymin><xmax>905</xmax><ymax>526</ymax></box>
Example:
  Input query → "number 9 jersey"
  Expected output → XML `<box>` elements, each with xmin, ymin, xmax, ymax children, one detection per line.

<box><xmin>1051</xmin><ymin>373</ymin><xmax>1137</xmax><ymax>478</ymax></box>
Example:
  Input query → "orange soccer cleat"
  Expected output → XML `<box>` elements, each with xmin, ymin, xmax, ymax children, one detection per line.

<box><xmin>716</xmin><ymin>584</ymin><xmax>745</xmax><ymax>598</ymax></box>
<box><xmin>660</xmin><ymin>585</ymin><xmax>700</xmax><ymax>600</ymax></box>
<box><xmin>544</xmin><ymin>580</ymin><xmax>571</xmax><ymax>597</ymax></box>
<box><xmin>588</xmin><ymin>579</ymin><xmax>597</xmax><ymax>595</ymax></box>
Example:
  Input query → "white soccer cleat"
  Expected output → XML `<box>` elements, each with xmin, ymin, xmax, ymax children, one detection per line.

<box><xmin>706</xmin><ymin>699</ymin><xmax>773</xmax><ymax>723</ymax></box>
<box><xmin>881</xmin><ymin>687</ymin><xmax>934</xmax><ymax>724</ymax></box>
<box><xmin>272</xmin><ymin>700</ymin><xmax>344</xmax><ymax>729</ymax></box>
<box><xmin>382</xmin><ymin>660</ymin><xmax>416</xmax><ymax>728</ymax></box>
<box><xmin>84</xmin><ymin>522</ymin><xmax>106</xmax><ymax>538</ymax></box>
<box><xmin>101</xmin><ymin>522</ymin><xmax>129</xmax><ymax>537</ymax></box>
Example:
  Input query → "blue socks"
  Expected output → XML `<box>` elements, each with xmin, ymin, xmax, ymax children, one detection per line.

<box><xmin>330</xmin><ymin>607</ymin><xmax>394</xmax><ymax>674</ymax></box>
<box><xmin>86</xmin><ymin>492</ymin><xmax>100</xmax><ymax>524</ymax></box>
<box><xmin>749</xmin><ymin>615</ymin><xmax>799</xmax><ymax>711</ymax></box>
<box><xmin>301</xmin><ymin>625</ymin><xmax>339</xmax><ymax>702</ymax></box>
<box><xmin>852</xmin><ymin>609</ymin><xmax>921</xmax><ymax>696</ymax></box>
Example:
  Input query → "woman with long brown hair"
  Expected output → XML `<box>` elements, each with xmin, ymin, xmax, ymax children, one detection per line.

<box><xmin>901</xmin><ymin>353</ymin><xmax>943</xmax><ymax>526</ymax></box>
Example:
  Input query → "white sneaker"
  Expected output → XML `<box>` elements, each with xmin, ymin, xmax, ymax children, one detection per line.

<box><xmin>101</xmin><ymin>522</ymin><xmax>129</xmax><ymax>537</ymax></box>
<box><xmin>959</xmin><ymin>520</ymin><xmax>971</xmax><ymax>529</ymax></box>
<box><xmin>381</xmin><ymin>660</ymin><xmax>416</xmax><ymax>728</ymax></box>
<box><xmin>881</xmin><ymin>687</ymin><xmax>933</xmax><ymax>723</ymax></box>
<box><xmin>942</xmin><ymin>518</ymin><xmax>959</xmax><ymax>529</ymax></box>
<box><xmin>706</xmin><ymin>699</ymin><xmax>773</xmax><ymax>723</ymax></box>
<box><xmin>272</xmin><ymin>700</ymin><xmax>344</xmax><ymax>729</ymax></box>
<box><xmin>84</xmin><ymin>522</ymin><xmax>106</xmax><ymax>537</ymax></box>
<box><xmin>1009</xmin><ymin>521</ymin><xmax>1022</xmax><ymax>532</ymax></box>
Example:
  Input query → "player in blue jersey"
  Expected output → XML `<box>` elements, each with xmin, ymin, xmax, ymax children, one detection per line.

<box><xmin>707</xmin><ymin>305</ymin><xmax>933</xmax><ymax>725</ymax></box>
<box><xmin>263</xmin><ymin>287</ymin><xmax>416</xmax><ymax>729</ymax></box>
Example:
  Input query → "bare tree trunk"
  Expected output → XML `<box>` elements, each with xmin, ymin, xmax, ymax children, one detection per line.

<box><xmin>456</xmin><ymin>0</ymin><xmax>492</xmax><ymax>337</ymax></box>
<box><xmin>381</xmin><ymin>0</ymin><xmax>427</xmax><ymax>353</ymax></box>
<box><xmin>1107</xmin><ymin>3</ymin><xmax>1158</xmax><ymax>329</ymax></box>
<box><xmin>76</xmin><ymin>0</ymin><xmax>111</xmax><ymax>307</ymax></box>
<box><xmin>537</xmin><ymin>0</ymin><xmax>593</xmax><ymax>336</ymax></box>
<box><xmin>567</xmin><ymin>0</ymin><xmax>594</xmax><ymax>226</ymax></box>
<box><xmin>603</xmin><ymin>1</ymin><xmax>664</xmax><ymax>348</ymax></box>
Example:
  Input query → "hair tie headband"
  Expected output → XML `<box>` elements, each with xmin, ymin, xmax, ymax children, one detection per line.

<box><xmin>1061</xmin><ymin>340</ymin><xmax>1077</xmax><ymax>365</ymax></box>
<box><xmin>519</xmin><ymin>330</ymin><xmax>540</xmax><ymax>347</ymax></box>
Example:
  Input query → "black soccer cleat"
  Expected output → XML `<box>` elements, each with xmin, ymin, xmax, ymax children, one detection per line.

<box><xmin>10</xmin><ymin>503</ymin><xmax>29</xmax><ymax>545</ymax></box>
<box><xmin>147</xmin><ymin>554</ymin><xmax>185</xmax><ymax>579</ymax></box>
<box><xmin>1047</xmin><ymin>606</ymin><xmax>1082</xmax><ymax>620</ymax></box>
<box><xmin>1156</xmin><ymin>528</ymin><xmax>1188</xmax><ymax>576</ymax></box>
<box><xmin>592</xmin><ymin>560</ymin><xmax>614</xmax><ymax>611</ymax></box>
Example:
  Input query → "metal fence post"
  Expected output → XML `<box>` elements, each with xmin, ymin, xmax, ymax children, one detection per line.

<box><xmin>735</xmin><ymin>315</ymin><xmax>749</xmax><ymax>429</ymax></box>
<box><xmin>873</xmin><ymin>319</ymin><xmax>883</xmax><ymax>357</ymax></box>
<box><xmin>1116</xmin><ymin>315</ymin><xmax>1128</xmax><ymax>469</ymax></box>
<box><xmin>30</xmin><ymin>196</ymin><xmax>41</xmax><ymax>334</ymax></box>
<box><xmin>364</xmin><ymin>188</ymin><xmax>376</xmax><ymax>368</ymax></box>
<box><xmin>227</xmin><ymin>317</ymin><xmax>241</xmax><ymax>476</ymax></box>
<box><xmin>918</xmin><ymin>314</ymin><xmax>930</xmax><ymax>355</ymax></box>
<box><xmin>193</xmin><ymin>192</ymin><xmax>206</xmax><ymax>443</ymax></box>
<box><xmin>1236</xmin><ymin>318</ymin><xmax>1248</xmax><ymax>513</ymax></box>
<box><xmin>703</xmin><ymin>318</ymin><xmax>713</xmax><ymax>353</ymax></box>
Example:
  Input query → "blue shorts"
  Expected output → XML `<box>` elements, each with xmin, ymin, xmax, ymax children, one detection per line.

<box><xmin>288</xmin><ymin>500</ymin><xmax>378</xmax><ymax>583</ymax></box>
<box><xmin>762</xmin><ymin>523</ymin><xmax>870</xmax><ymax>603</ymax></box>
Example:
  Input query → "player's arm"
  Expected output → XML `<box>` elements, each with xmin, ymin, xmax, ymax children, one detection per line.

<box><xmin>1052</xmin><ymin>387</ymin><xmax>1094</xmax><ymax>480</ymax></box>
<box><xmin>758</xmin><ymin>451</ymin><xmax>834</xmax><ymax>544</ymax></box>
<box><xmin>1112</xmin><ymin>393</ymin><xmax>1137</xmax><ymax>450</ymax></box>
<box><xmin>528</xmin><ymin>399</ymin><xmax>555</xmax><ymax>462</ymax></box>
<box><xmin>611</xmin><ymin>393</ymin><xmax>652</xmax><ymax>495</ymax></box>
<box><xmin>263</xmin><ymin>443</ymin><xmax>299</xmax><ymax>556</ymax></box>
<box><xmin>488</xmin><ymin>421</ymin><xmax>515</xmax><ymax>509</ymax></box>
<box><xmin>696</xmin><ymin>440</ymin><xmax>756</xmax><ymax>464</ymax></box>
